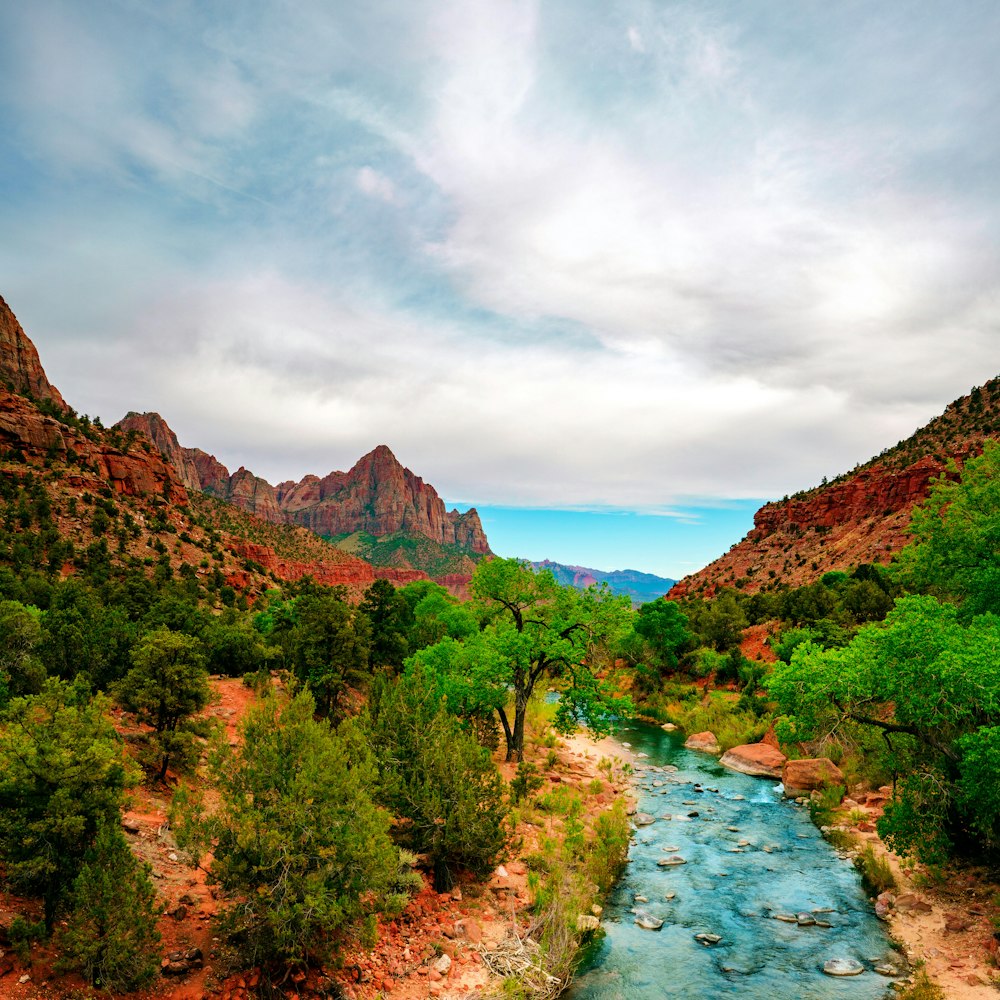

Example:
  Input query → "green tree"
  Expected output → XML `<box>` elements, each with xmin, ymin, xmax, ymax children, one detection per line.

<box><xmin>172</xmin><ymin>690</ymin><xmax>397</xmax><ymax>969</ymax></box>
<box><xmin>633</xmin><ymin>599</ymin><xmax>691</xmax><ymax>671</ymax></box>
<box><xmin>457</xmin><ymin>558</ymin><xmax>634</xmax><ymax>761</ymax></box>
<box><xmin>768</xmin><ymin>595</ymin><xmax>1000</xmax><ymax>861</ymax></box>
<box><xmin>113</xmin><ymin>627</ymin><xmax>211</xmax><ymax>781</ymax></box>
<box><xmin>0</xmin><ymin>680</ymin><xmax>139</xmax><ymax>928</ymax></box>
<box><xmin>898</xmin><ymin>440</ymin><xmax>1000</xmax><ymax>616</ymax></box>
<box><xmin>55</xmin><ymin>820</ymin><xmax>160</xmax><ymax>990</ymax></box>
<box><xmin>0</xmin><ymin>599</ymin><xmax>45</xmax><ymax>706</ymax></box>
<box><xmin>359</xmin><ymin>577</ymin><xmax>412</xmax><ymax>669</ymax></box>
<box><xmin>290</xmin><ymin>591</ymin><xmax>371</xmax><ymax>718</ymax></box>
<box><xmin>364</xmin><ymin>669</ymin><xmax>510</xmax><ymax>890</ymax></box>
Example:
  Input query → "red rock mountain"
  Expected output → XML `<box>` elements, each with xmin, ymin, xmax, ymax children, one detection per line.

<box><xmin>0</xmin><ymin>295</ymin><xmax>67</xmax><ymax>411</ymax></box>
<box><xmin>0</xmin><ymin>296</ymin><xmax>443</xmax><ymax>599</ymax></box>
<box><xmin>670</xmin><ymin>377</ymin><xmax>1000</xmax><ymax>598</ymax></box>
<box><xmin>117</xmin><ymin>412</ymin><xmax>490</xmax><ymax>556</ymax></box>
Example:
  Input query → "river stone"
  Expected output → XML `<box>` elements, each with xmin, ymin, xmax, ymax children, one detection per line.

<box><xmin>662</xmin><ymin>845</ymin><xmax>681</xmax><ymax>852</ymax></box>
<box><xmin>634</xmin><ymin>813</ymin><xmax>656</xmax><ymax>827</ymax></box>
<box><xmin>634</xmin><ymin>912</ymin><xmax>664</xmax><ymax>931</ymax></box>
<box><xmin>658</xmin><ymin>855</ymin><xmax>686</xmax><ymax>866</ymax></box>
<box><xmin>796</xmin><ymin>913</ymin><xmax>816</xmax><ymax>926</ymax></box>
<box><xmin>684</xmin><ymin>731</ymin><xmax>722</xmax><ymax>754</ymax></box>
<box><xmin>720</xmin><ymin>743</ymin><xmax>787</xmax><ymax>779</ymax></box>
<box><xmin>634</xmin><ymin>894</ymin><xmax>649</xmax><ymax>903</ymax></box>
<box><xmin>695</xmin><ymin>932</ymin><xmax>722</xmax><ymax>945</ymax></box>
<box><xmin>576</xmin><ymin>915</ymin><xmax>601</xmax><ymax>933</ymax></box>
<box><xmin>823</xmin><ymin>959</ymin><xmax>865</xmax><ymax>977</ymax></box>
<box><xmin>874</xmin><ymin>963</ymin><xmax>900</xmax><ymax>977</ymax></box>
<box><xmin>815</xmin><ymin>920</ymin><xmax>833</xmax><ymax>928</ymax></box>
<box><xmin>774</xmin><ymin>913</ymin><xmax>798</xmax><ymax>923</ymax></box>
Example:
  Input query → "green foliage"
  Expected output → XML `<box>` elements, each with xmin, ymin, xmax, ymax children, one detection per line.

<box><xmin>0</xmin><ymin>680</ymin><xmax>139</xmax><ymax>927</ymax></box>
<box><xmin>511</xmin><ymin>761</ymin><xmax>545</xmax><ymax>803</ymax></box>
<box><xmin>364</xmin><ymin>669</ymin><xmax>511</xmax><ymax>891</ymax></box>
<box><xmin>113</xmin><ymin>626</ymin><xmax>211</xmax><ymax>781</ymax></box>
<box><xmin>288</xmin><ymin>591</ymin><xmax>371</xmax><ymax>719</ymax></box>
<box><xmin>898</xmin><ymin>440</ymin><xmax>1000</xmax><ymax>616</ymax></box>
<box><xmin>631</xmin><ymin>599</ymin><xmax>690</xmax><ymax>673</ymax></box>
<box><xmin>855</xmin><ymin>844</ymin><xmax>896</xmax><ymax>895</ymax></box>
<box><xmin>55</xmin><ymin>820</ymin><xmax>160</xmax><ymax>991</ymax></box>
<box><xmin>464</xmin><ymin>558</ymin><xmax>634</xmax><ymax>761</ymax></box>
<box><xmin>359</xmin><ymin>577</ymin><xmax>413</xmax><ymax>670</ymax></box>
<box><xmin>769</xmin><ymin>595</ymin><xmax>1000</xmax><ymax>860</ymax></box>
<box><xmin>0</xmin><ymin>598</ymin><xmax>45</xmax><ymax>706</ymax></box>
<box><xmin>172</xmin><ymin>689</ymin><xmax>398</xmax><ymax>968</ymax></box>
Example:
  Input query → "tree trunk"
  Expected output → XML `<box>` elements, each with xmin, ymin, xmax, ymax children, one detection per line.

<box><xmin>509</xmin><ymin>689</ymin><xmax>528</xmax><ymax>763</ymax></box>
<box><xmin>498</xmin><ymin>707</ymin><xmax>515</xmax><ymax>761</ymax></box>
<box><xmin>157</xmin><ymin>750</ymin><xmax>170</xmax><ymax>783</ymax></box>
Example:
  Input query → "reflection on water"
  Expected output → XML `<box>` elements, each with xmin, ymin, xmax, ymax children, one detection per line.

<box><xmin>568</xmin><ymin>721</ymin><xmax>896</xmax><ymax>1000</ymax></box>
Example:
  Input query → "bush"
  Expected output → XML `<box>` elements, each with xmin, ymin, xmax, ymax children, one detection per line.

<box><xmin>55</xmin><ymin>821</ymin><xmax>160</xmax><ymax>990</ymax></box>
<box><xmin>172</xmin><ymin>690</ymin><xmax>398</xmax><ymax>968</ymax></box>
<box><xmin>365</xmin><ymin>670</ymin><xmax>511</xmax><ymax>891</ymax></box>
<box><xmin>855</xmin><ymin>844</ymin><xmax>896</xmax><ymax>895</ymax></box>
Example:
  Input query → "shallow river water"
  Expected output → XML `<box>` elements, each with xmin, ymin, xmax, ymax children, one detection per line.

<box><xmin>568</xmin><ymin>720</ymin><xmax>897</xmax><ymax>1000</ymax></box>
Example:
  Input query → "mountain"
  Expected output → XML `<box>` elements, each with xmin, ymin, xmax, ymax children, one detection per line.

<box><xmin>0</xmin><ymin>296</ymin><xmax>431</xmax><ymax>599</ymax></box>
<box><xmin>531</xmin><ymin>559</ymin><xmax>675</xmax><ymax>605</ymax></box>
<box><xmin>116</xmin><ymin>412</ymin><xmax>490</xmax><ymax>579</ymax></box>
<box><xmin>670</xmin><ymin>378</ymin><xmax>1000</xmax><ymax>598</ymax></box>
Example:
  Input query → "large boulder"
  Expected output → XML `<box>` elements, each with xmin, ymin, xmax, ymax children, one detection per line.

<box><xmin>782</xmin><ymin>758</ymin><xmax>845</xmax><ymax>797</ymax></box>
<box><xmin>719</xmin><ymin>743</ymin><xmax>787</xmax><ymax>778</ymax></box>
<box><xmin>684</xmin><ymin>731</ymin><xmax>721</xmax><ymax>754</ymax></box>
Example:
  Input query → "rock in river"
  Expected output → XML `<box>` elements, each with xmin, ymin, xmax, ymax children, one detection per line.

<box><xmin>822</xmin><ymin>958</ymin><xmax>865</xmax><ymax>977</ymax></box>
<box><xmin>684</xmin><ymin>731</ymin><xmax>721</xmax><ymax>754</ymax></box>
<box><xmin>634</xmin><ymin>813</ymin><xmax>656</xmax><ymax>827</ymax></box>
<box><xmin>634</xmin><ymin>911</ymin><xmax>665</xmax><ymax>931</ymax></box>
<box><xmin>719</xmin><ymin>742</ymin><xmax>787</xmax><ymax>779</ymax></box>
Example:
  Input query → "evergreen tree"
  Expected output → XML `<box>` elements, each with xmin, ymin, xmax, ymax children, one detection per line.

<box><xmin>0</xmin><ymin>680</ymin><xmax>138</xmax><ymax>928</ymax></box>
<box><xmin>56</xmin><ymin>820</ymin><xmax>160</xmax><ymax>990</ymax></box>
<box><xmin>172</xmin><ymin>690</ymin><xmax>397</xmax><ymax>969</ymax></box>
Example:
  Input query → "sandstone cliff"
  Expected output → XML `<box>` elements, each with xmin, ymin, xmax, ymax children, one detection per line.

<box><xmin>670</xmin><ymin>378</ymin><xmax>1000</xmax><ymax>597</ymax></box>
<box><xmin>115</xmin><ymin>413</ymin><xmax>491</xmax><ymax>567</ymax></box>
<box><xmin>0</xmin><ymin>295</ymin><xmax>67</xmax><ymax>411</ymax></box>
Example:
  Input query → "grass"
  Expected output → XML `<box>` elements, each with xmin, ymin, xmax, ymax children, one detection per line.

<box><xmin>895</xmin><ymin>970</ymin><xmax>945</xmax><ymax>1000</ymax></box>
<box><xmin>856</xmin><ymin>844</ymin><xmax>897</xmax><ymax>895</ymax></box>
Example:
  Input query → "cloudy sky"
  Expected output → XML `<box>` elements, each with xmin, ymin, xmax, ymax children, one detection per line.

<box><xmin>2</xmin><ymin>1</ymin><xmax>999</xmax><ymax>577</ymax></box>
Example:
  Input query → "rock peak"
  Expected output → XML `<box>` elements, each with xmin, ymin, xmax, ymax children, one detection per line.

<box><xmin>0</xmin><ymin>295</ymin><xmax>67</xmax><ymax>411</ymax></box>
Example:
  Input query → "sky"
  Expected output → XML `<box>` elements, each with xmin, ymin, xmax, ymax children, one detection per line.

<box><xmin>2</xmin><ymin>1</ymin><xmax>999</xmax><ymax>578</ymax></box>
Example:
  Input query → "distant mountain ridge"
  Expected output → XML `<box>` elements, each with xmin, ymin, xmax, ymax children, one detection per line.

<box><xmin>670</xmin><ymin>376</ymin><xmax>1000</xmax><ymax>598</ymax></box>
<box><xmin>116</xmin><ymin>413</ymin><xmax>490</xmax><ymax>579</ymax></box>
<box><xmin>531</xmin><ymin>559</ymin><xmax>675</xmax><ymax>605</ymax></box>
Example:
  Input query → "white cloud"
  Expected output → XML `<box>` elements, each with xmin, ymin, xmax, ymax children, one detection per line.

<box><xmin>356</xmin><ymin>166</ymin><xmax>397</xmax><ymax>203</ymax></box>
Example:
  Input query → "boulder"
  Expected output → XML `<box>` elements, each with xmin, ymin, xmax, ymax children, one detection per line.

<box><xmin>719</xmin><ymin>743</ymin><xmax>787</xmax><ymax>778</ymax></box>
<box><xmin>576</xmin><ymin>915</ymin><xmax>600</xmax><ymax>933</ymax></box>
<box><xmin>823</xmin><ymin>958</ymin><xmax>864</xmax><ymax>977</ymax></box>
<box><xmin>684</xmin><ymin>731</ymin><xmax>721</xmax><ymax>754</ymax></box>
<box><xmin>782</xmin><ymin>758</ymin><xmax>846</xmax><ymax>796</ymax></box>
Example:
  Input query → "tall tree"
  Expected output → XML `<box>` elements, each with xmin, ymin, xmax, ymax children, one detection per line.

<box><xmin>411</xmin><ymin>559</ymin><xmax>633</xmax><ymax>761</ymax></box>
<box><xmin>113</xmin><ymin>626</ymin><xmax>211</xmax><ymax>781</ymax></box>
<box><xmin>0</xmin><ymin>680</ymin><xmax>139</xmax><ymax>928</ymax></box>
<box><xmin>359</xmin><ymin>578</ymin><xmax>412</xmax><ymax>670</ymax></box>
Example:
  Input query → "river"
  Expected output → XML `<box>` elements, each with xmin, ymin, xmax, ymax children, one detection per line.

<box><xmin>568</xmin><ymin>720</ymin><xmax>899</xmax><ymax>1000</ymax></box>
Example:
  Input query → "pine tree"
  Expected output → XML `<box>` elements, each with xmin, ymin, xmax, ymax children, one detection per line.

<box><xmin>56</xmin><ymin>821</ymin><xmax>161</xmax><ymax>990</ymax></box>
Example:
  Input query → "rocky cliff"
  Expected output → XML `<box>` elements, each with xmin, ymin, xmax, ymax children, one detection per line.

<box><xmin>0</xmin><ymin>296</ymin><xmax>435</xmax><ymax>600</ymax></box>
<box><xmin>0</xmin><ymin>295</ymin><xmax>67</xmax><ymax>411</ymax></box>
<box><xmin>670</xmin><ymin>378</ymin><xmax>1000</xmax><ymax>597</ymax></box>
<box><xmin>116</xmin><ymin>413</ymin><xmax>491</xmax><ymax>572</ymax></box>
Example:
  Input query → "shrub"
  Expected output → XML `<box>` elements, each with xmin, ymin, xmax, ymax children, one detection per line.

<box><xmin>172</xmin><ymin>690</ymin><xmax>398</xmax><ymax>969</ymax></box>
<box><xmin>856</xmin><ymin>844</ymin><xmax>896</xmax><ymax>895</ymax></box>
<box><xmin>55</xmin><ymin>821</ymin><xmax>160</xmax><ymax>990</ymax></box>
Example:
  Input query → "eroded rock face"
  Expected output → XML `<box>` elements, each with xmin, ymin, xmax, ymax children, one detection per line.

<box><xmin>0</xmin><ymin>296</ymin><xmax>67</xmax><ymax>411</ymax></box>
<box><xmin>117</xmin><ymin>415</ymin><xmax>492</xmax><ymax>557</ymax></box>
<box><xmin>719</xmin><ymin>743</ymin><xmax>787</xmax><ymax>779</ymax></box>
<box><xmin>782</xmin><ymin>758</ymin><xmax>845</xmax><ymax>796</ymax></box>
<box><xmin>669</xmin><ymin>377</ymin><xmax>1000</xmax><ymax>598</ymax></box>
<box><xmin>117</xmin><ymin>412</ymin><xmax>203</xmax><ymax>491</ymax></box>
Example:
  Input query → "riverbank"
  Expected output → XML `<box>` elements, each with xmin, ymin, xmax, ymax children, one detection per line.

<box><xmin>825</xmin><ymin>797</ymin><xmax>999</xmax><ymax>999</ymax></box>
<box><xmin>326</xmin><ymin>729</ymin><xmax>636</xmax><ymax>999</ymax></box>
